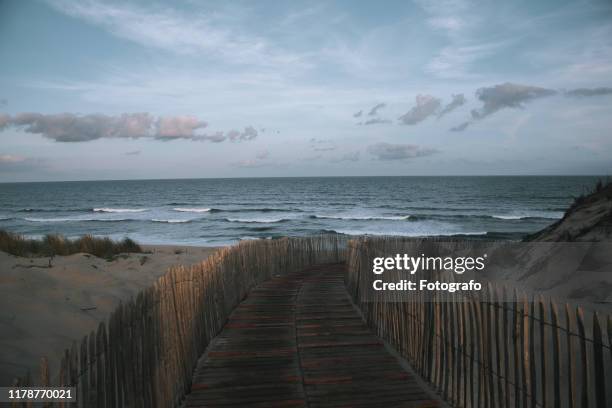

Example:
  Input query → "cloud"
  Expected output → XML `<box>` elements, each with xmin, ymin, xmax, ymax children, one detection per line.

<box><xmin>0</xmin><ymin>154</ymin><xmax>46</xmax><ymax>172</ymax></box>
<box><xmin>452</xmin><ymin>82</ymin><xmax>557</xmax><ymax>131</ymax></box>
<box><xmin>8</xmin><ymin>112</ymin><xmax>155</xmax><ymax>142</ymax></box>
<box><xmin>438</xmin><ymin>94</ymin><xmax>466</xmax><ymax>118</ymax></box>
<box><xmin>398</xmin><ymin>95</ymin><xmax>442</xmax><ymax>125</ymax></box>
<box><xmin>256</xmin><ymin>150</ymin><xmax>269</xmax><ymax>159</ymax></box>
<box><xmin>225</xmin><ymin>126</ymin><xmax>258</xmax><ymax>142</ymax></box>
<box><xmin>155</xmin><ymin>116</ymin><xmax>208</xmax><ymax>140</ymax></box>
<box><xmin>565</xmin><ymin>87</ymin><xmax>612</xmax><ymax>97</ymax></box>
<box><xmin>0</xmin><ymin>98</ymin><xmax>7</xmax><ymax>106</ymax></box>
<box><xmin>470</xmin><ymin>82</ymin><xmax>556</xmax><ymax>120</ymax></box>
<box><xmin>363</xmin><ymin>118</ymin><xmax>392</xmax><ymax>125</ymax></box>
<box><xmin>450</xmin><ymin>122</ymin><xmax>470</xmax><ymax>132</ymax></box>
<box><xmin>194</xmin><ymin>132</ymin><xmax>226</xmax><ymax>143</ymax></box>
<box><xmin>367</xmin><ymin>143</ymin><xmax>438</xmax><ymax>160</ymax></box>
<box><xmin>427</xmin><ymin>16</ymin><xmax>464</xmax><ymax>32</ymax></box>
<box><xmin>335</xmin><ymin>151</ymin><xmax>360</xmax><ymax>162</ymax></box>
<box><xmin>234</xmin><ymin>159</ymin><xmax>267</xmax><ymax>168</ymax></box>
<box><xmin>0</xmin><ymin>113</ymin><xmax>10</xmax><ymax>130</ymax></box>
<box><xmin>47</xmin><ymin>0</ymin><xmax>305</xmax><ymax>68</ymax></box>
<box><xmin>233</xmin><ymin>149</ymin><xmax>271</xmax><ymax>168</ymax></box>
<box><xmin>0</xmin><ymin>154</ymin><xmax>27</xmax><ymax>164</ymax></box>
<box><xmin>125</xmin><ymin>150</ymin><xmax>141</xmax><ymax>156</ymax></box>
<box><xmin>301</xmin><ymin>154</ymin><xmax>323</xmax><ymax>161</ymax></box>
<box><xmin>353</xmin><ymin>110</ymin><xmax>363</xmax><ymax>118</ymax></box>
<box><xmin>426</xmin><ymin>41</ymin><xmax>510</xmax><ymax>80</ymax></box>
<box><xmin>309</xmin><ymin>138</ymin><xmax>336</xmax><ymax>151</ymax></box>
<box><xmin>0</xmin><ymin>112</ymin><xmax>257</xmax><ymax>143</ymax></box>
<box><xmin>368</xmin><ymin>103</ymin><xmax>386</xmax><ymax>116</ymax></box>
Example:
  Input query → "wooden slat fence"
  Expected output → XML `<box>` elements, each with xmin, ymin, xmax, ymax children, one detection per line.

<box><xmin>345</xmin><ymin>237</ymin><xmax>612</xmax><ymax>408</ymax></box>
<box><xmin>11</xmin><ymin>235</ymin><xmax>346</xmax><ymax>408</ymax></box>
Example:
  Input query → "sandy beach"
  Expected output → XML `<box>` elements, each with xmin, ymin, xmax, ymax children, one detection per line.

<box><xmin>0</xmin><ymin>245</ymin><xmax>219</xmax><ymax>386</ymax></box>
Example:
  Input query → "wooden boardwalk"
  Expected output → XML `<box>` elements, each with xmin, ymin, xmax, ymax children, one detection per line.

<box><xmin>185</xmin><ymin>263</ymin><xmax>441</xmax><ymax>408</ymax></box>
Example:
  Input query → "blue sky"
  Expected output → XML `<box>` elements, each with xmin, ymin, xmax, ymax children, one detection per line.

<box><xmin>1</xmin><ymin>0</ymin><xmax>611</xmax><ymax>181</ymax></box>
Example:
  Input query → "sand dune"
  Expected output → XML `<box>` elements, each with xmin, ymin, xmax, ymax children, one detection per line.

<box><xmin>526</xmin><ymin>181</ymin><xmax>612</xmax><ymax>242</ymax></box>
<box><xmin>0</xmin><ymin>245</ymin><xmax>218</xmax><ymax>386</ymax></box>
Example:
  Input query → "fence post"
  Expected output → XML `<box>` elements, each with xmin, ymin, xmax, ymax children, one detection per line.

<box><xmin>592</xmin><ymin>312</ymin><xmax>606</xmax><ymax>408</ymax></box>
<box><xmin>576</xmin><ymin>307</ymin><xmax>589</xmax><ymax>408</ymax></box>
<box><xmin>550</xmin><ymin>301</ymin><xmax>561</xmax><ymax>408</ymax></box>
<box><xmin>513</xmin><ymin>291</ymin><xmax>520</xmax><ymax>408</ymax></box>
<box><xmin>565</xmin><ymin>304</ymin><xmax>576</xmax><ymax>408</ymax></box>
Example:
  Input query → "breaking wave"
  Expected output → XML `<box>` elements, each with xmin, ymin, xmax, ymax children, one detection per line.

<box><xmin>173</xmin><ymin>208</ymin><xmax>211</xmax><ymax>213</ymax></box>
<box><xmin>93</xmin><ymin>208</ymin><xmax>148</xmax><ymax>213</ymax></box>
<box><xmin>225</xmin><ymin>217</ymin><xmax>289</xmax><ymax>223</ymax></box>
<box><xmin>310</xmin><ymin>214</ymin><xmax>411</xmax><ymax>221</ymax></box>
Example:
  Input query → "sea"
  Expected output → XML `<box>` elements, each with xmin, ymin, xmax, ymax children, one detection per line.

<box><xmin>0</xmin><ymin>176</ymin><xmax>604</xmax><ymax>246</ymax></box>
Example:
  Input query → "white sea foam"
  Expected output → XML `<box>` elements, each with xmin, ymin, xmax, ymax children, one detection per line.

<box><xmin>313</xmin><ymin>214</ymin><xmax>411</xmax><ymax>221</ymax></box>
<box><xmin>325</xmin><ymin>227</ymin><xmax>487</xmax><ymax>237</ymax></box>
<box><xmin>173</xmin><ymin>207</ymin><xmax>211</xmax><ymax>213</ymax></box>
<box><xmin>93</xmin><ymin>208</ymin><xmax>148</xmax><ymax>213</ymax></box>
<box><xmin>491</xmin><ymin>215</ymin><xmax>526</xmax><ymax>220</ymax></box>
<box><xmin>25</xmin><ymin>217</ymin><xmax>129</xmax><ymax>222</ymax></box>
<box><xmin>491</xmin><ymin>212</ymin><xmax>563</xmax><ymax>220</ymax></box>
<box><xmin>152</xmin><ymin>219</ymin><xmax>191</xmax><ymax>223</ymax></box>
<box><xmin>226</xmin><ymin>217</ymin><xmax>287</xmax><ymax>223</ymax></box>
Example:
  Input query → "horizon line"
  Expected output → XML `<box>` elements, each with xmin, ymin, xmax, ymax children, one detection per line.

<box><xmin>1</xmin><ymin>174</ymin><xmax>610</xmax><ymax>184</ymax></box>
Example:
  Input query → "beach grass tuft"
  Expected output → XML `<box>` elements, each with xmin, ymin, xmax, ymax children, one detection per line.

<box><xmin>0</xmin><ymin>229</ymin><xmax>142</xmax><ymax>258</ymax></box>
<box><xmin>570</xmin><ymin>179</ymin><xmax>612</xmax><ymax>212</ymax></box>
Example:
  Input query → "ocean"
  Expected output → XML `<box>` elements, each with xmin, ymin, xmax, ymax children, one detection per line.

<box><xmin>0</xmin><ymin>176</ymin><xmax>603</xmax><ymax>246</ymax></box>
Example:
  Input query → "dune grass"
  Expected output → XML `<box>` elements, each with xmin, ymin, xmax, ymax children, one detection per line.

<box><xmin>569</xmin><ymin>179</ymin><xmax>612</xmax><ymax>212</ymax></box>
<box><xmin>0</xmin><ymin>229</ymin><xmax>142</xmax><ymax>258</ymax></box>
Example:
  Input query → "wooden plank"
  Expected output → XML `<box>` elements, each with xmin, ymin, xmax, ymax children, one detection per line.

<box><xmin>521</xmin><ymin>294</ymin><xmax>529</xmax><ymax>408</ymax></box>
<box><xmin>58</xmin><ymin>351</ymin><xmax>67</xmax><ymax>408</ymax></box>
<box><xmin>539</xmin><ymin>296</ymin><xmax>546</xmax><ymax>408</ymax></box>
<box><xmin>575</xmin><ymin>307</ymin><xmax>589</xmax><ymax>408</ymax></box>
<box><xmin>107</xmin><ymin>311</ymin><xmax>117</xmax><ymax>408</ymax></box>
<box><xmin>69</xmin><ymin>342</ymin><xmax>78</xmax><ymax>408</ymax></box>
<box><xmin>592</xmin><ymin>312</ymin><xmax>606</xmax><ymax>408</ymax></box>
<box><xmin>550</xmin><ymin>301</ymin><xmax>561</xmax><ymax>408</ymax></box>
<box><xmin>493</xmin><ymin>287</ymin><xmax>503</xmax><ymax>408</ymax></box>
<box><xmin>609</xmin><ymin>315</ymin><xmax>612</xmax><ymax>406</ymax></box>
<box><xmin>88</xmin><ymin>331</ymin><xmax>97</xmax><ymax>408</ymax></box>
<box><xmin>474</xmin><ymin>297</ymin><xmax>484</xmax><ymax>408</ymax></box>
<box><xmin>40</xmin><ymin>357</ymin><xmax>49</xmax><ymax>408</ymax></box>
<box><xmin>96</xmin><ymin>323</ymin><xmax>106</xmax><ymax>408</ymax></box>
<box><xmin>123</xmin><ymin>302</ymin><xmax>135</xmax><ymax>408</ymax></box>
<box><xmin>448</xmin><ymin>293</ymin><xmax>456</xmax><ymax>405</ymax></box>
<box><xmin>184</xmin><ymin>264</ymin><xmax>442</xmax><ymax>408</ymax></box>
<box><xmin>565</xmin><ymin>304</ymin><xmax>576</xmax><ymax>408</ymax></box>
<box><xmin>513</xmin><ymin>291</ymin><xmax>520</xmax><ymax>408</ymax></box>
<box><xmin>608</xmin><ymin>316</ymin><xmax>612</xmax><ymax>364</ymax></box>
<box><xmin>115</xmin><ymin>304</ymin><xmax>126</xmax><ymax>408</ymax></box>
<box><xmin>485</xmin><ymin>286</ymin><xmax>494</xmax><ymax>408</ymax></box>
<box><xmin>80</xmin><ymin>336</ymin><xmax>88</xmax><ymax>408</ymax></box>
<box><xmin>469</xmin><ymin>298</ymin><xmax>477</xmax><ymax>408</ymax></box>
<box><xmin>529</xmin><ymin>298</ymin><xmax>536</xmax><ymax>408</ymax></box>
<box><xmin>502</xmin><ymin>287</ymin><xmax>510</xmax><ymax>408</ymax></box>
<box><xmin>462</xmin><ymin>298</ymin><xmax>470</xmax><ymax>408</ymax></box>
<box><xmin>455</xmin><ymin>295</ymin><xmax>464</xmax><ymax>408</ymax></box>
<box><xmin>442</xmin><ymin>296</ymin><xmax>450</xmax><ymax>400</ymax></box>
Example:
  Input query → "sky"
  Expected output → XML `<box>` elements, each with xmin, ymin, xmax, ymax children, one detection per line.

<box><xmin>1</xmin><ymin>0</ymin><xmax>612</xmax><ymax>181</ymax></box>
